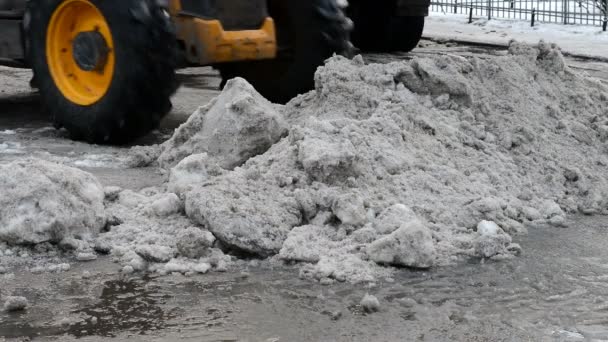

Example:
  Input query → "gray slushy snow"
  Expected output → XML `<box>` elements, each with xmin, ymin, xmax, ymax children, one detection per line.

<box><xmin>3</xmin><ymin>296</ymin><xmax>28</xmax><ymax>312</ymax></box>
<box><xmin>158</xmin><ymin>77</ymin><xmax>288</xmax><ymax>170</ymax></box>
<box><xmin>169</xmin><ymin>41</ymin><xmax>608</xmax><ymax>282</ymax></box>
<box><xmin>360</xmin><ymin>293</ymin><xmax>381</xmax><ymax>313</ymax></box>
<box><xmin>0</xmin><ymin>158</ymin><xmax>106</xmax><ymax>245</ymax></box>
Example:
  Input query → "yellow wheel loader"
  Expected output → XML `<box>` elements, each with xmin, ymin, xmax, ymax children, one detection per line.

<box><xmin>0</xmin><ymin>0</ymin><xmax>351</xmax><ymax>143</ymax></box>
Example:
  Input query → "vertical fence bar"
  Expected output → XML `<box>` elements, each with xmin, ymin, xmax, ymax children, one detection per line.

<box><xmin>604</xmin><ymin>0</ymin><xmax>608</xmax><ymax>29</ymax></box>
<box><xmin>488</xmin><ymin>0</ymin><xmax>492</xmax><ymax>19</ymax></box>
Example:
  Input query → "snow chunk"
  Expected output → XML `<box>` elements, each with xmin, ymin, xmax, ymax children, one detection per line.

<box><xmin>332</xmin><ymin>192</ymin><xmax>367</xmax><ymax>226</ymax></box>
<box><xmin>360</xmin><ymin>294</ymin><xmax>381</xmax><ymax>313</ymax></box>
<box><xmin>279</xmin><ymin>225</ymin><xmax>336</xmax><ymax>263</ymax></box>
<box><xmin>135</xmin><ymin>244</ymin><xmax>175</xmax><ymax>263</ymax></box>
<box><xmin>158</xmin><ymin>77</ymin><xmax>288</xmax><ymax>169</ymax></box>
<box><xmin>3</xmin><ymin>296</ymin><xmax>28</xmax><ymax>312</ymax></box>
<box><xmin>477</xmin><ymin>220</ymin><xmax>501</xmax><ymax>236</ymax></box>
<box><xmin>75</xmin><ymin>252</ymin><xmax>98</xmax><ymax>261</ymax></box>
<box><xmin>163</xmin><ymin>258</ymin><xmax>211</xmax><ymax>274</ymax></box>
<box><xmin>373</xmin><ymin>204</ymin><xmax>418</xmax><ymax>235</ymax></box>
<box><xmin>0</xmin><ymin>158</ymin><xmax>106</xmax><ymax>245</ymax></box>
<box><xmin>145</xmin><ymin>193</ymin><xmax>182</xmax><ymax>217</ymax></box>
<box><xmin>176</xmin><ymin>227</ymin><xmax>216</xmax><ymax>258</ymax></box>
<box><xmin>168</xmin><ymin>153</ymin><xmax>221</xmax><ymax>197</ymax></box>
<box><xmin>185</xmin><ymin>175</ymin><xmax>302</xmax><ymax>256</ymax></box>
<box><xmin>474</xmin><ymin>221</ymin><xmax>513</xmax><ymax>258</ymax></box>
<box><xmin>367</xmin><ymin>220</ymin><xmax>436</xmax><ymax>268</ymax></box>
<box><xmin>539</xmin><ymin>200</ymin><xmax>564</xmax><ymax>219</ymax></box>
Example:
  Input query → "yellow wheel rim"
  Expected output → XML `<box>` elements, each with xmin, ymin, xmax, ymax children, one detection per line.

<box><xmin>46</xmin><ymin>0</ymin><xmax>115</xmax><ymax>106</ymax></box>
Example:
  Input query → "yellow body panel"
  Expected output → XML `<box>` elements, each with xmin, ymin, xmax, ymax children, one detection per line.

<box><xmin>168</xmin><ymin>0</ymin><xmax>277</xmax><ymax>65</ymax></box>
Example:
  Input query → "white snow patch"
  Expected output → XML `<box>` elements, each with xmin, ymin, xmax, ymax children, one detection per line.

<box><xmin>426</xmin><ymin>13</ymin><xmax>608</xmax><ymax>58</ymax></box>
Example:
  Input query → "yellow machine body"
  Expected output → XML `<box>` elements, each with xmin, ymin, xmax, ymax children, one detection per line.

<box><xmin>168</xmin><ymin>0</ymin><xmax>277</xmax><ymax>65</ymax></box>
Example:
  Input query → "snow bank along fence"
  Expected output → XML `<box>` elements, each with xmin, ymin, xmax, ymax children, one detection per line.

<box><xmin>430</xmin><ymin>0</ymin><xmax>608</xmax><ymax>29</ymax></box>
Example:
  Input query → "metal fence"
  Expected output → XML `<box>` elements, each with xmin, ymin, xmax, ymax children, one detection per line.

<box><xmin>430</xmin><ymin>0</ymin><xmax>608</xmax><ymax>27</ymax></box>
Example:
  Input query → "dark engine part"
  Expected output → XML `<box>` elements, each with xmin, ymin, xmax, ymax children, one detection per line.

<box><xmin>179</xmin><ymin>0</ymin><xmax>268</xmax><ymax>30</ymax></box>
<box><xmin>0</xmin><ymin>0</ymin><xmax>26</xmax><ymax>64</ymax></box>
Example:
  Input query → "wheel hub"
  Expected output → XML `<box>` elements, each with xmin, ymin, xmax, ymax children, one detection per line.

<box><xmin>72</xmin><ymin>31</ymin><xmax>109</xmax><ymax>72</ymax></box>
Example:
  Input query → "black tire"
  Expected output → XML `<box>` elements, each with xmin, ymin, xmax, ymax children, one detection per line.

<box><xmin>217</xmin><ymin>0</ymin><xmax>352</xmax><ymax>104</ymax></box>
<box><xmin>349</xmin><ymin>0</ymin><xmax>425</xmax><ymax>53</ymax></box>
<box><xmin>26</xmin><ymin>0</ymin><xmax>178</xmax><ymax>144</ymax></box>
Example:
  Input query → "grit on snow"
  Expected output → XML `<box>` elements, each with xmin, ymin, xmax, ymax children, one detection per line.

<box><xmin>1</xmin><ymin>41</ymin><xmax>608</xmax><ymax>284</ymax></box>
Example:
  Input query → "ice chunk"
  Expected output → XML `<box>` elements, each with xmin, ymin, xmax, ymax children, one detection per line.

<box><xmin>360</xmin><ymin>293</ymin><xmax>381</xmax><ymax>313</ymax></box>
<box><xmin>3</xmin><ymin>296</ymin><xmax>28</xmax><ymax>312</ymax></box>
<box><xmin>373</xmin><ymin>204</ymin><xmax>418</xmax><ymax>235</ymax></box>
<box><xmin>331</xmin><ymin>193</ymin><xmax>367</xmax><ymax>226</ymax></box>
<box><xmin>176</xmin><ymin>227</ymin><xmax>216</xmax><ymax>258</ymax></box>
<box><xmin>477</xmin><ymin>220</ymin><xmax>500</xmax><ymax>236</ymax></box>
<box><xmin>473</xmin><ymin>221</ymin><xmax>513</xmax><ymax>258</ymax></box>
<box><xmin>168</xmin><ymin>153</ymin><xmax>215</xmax><ymax>196</ymax></box>
<box><xmin>158</xmin><ymin>77</ymin><xmax>288</xmax><ymax>169</ymax></box>
<box><xmin>145</xmin><ymin>193</ymin><xmax>182</xmax><ymax>217</ymax></box>
<box><xmin>0</xmin><ymin>158</ymin><xmax>106</xmax><ymax>245</ymax></box>
<box><xmin>367</xmin><ymin>220</ymin><xmax>436</xmax><ymax>268</ymax></box>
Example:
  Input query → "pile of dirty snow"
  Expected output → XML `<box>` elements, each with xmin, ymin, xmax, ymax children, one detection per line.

<box><xmin>3</xmin><ymin>41</ymin><xmax>608</xmax><ymax>284</ymax></box>
<box><xmin>163</xmin><ymin>41</ymin><xmax>608</xmax><ymax>283</ymax></box>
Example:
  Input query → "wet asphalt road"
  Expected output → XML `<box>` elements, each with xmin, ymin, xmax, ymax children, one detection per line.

<box><xmin>1</xmin><ymin>39</ymin><xmax>608</xmax><ymax>341</ymax></box>
<box><xmin>1</xmin><ymin>216</ymin><xmax>608</xmax><ymax>341</ymax></box>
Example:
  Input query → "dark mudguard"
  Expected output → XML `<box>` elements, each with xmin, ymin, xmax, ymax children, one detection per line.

<box><xmin>179</xmin><ymin>0</ymin><xmax>268</xmax><ymax>30</ymax></box>
<box><xmin>397</xmin><ymin>0</ymin><xmax>431</xmax><ymax>16</ymax></box>
<box><xmin>349</xmin><ymin>0</ymin><xmax>429</xmax><ymax>52</ymax></box>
